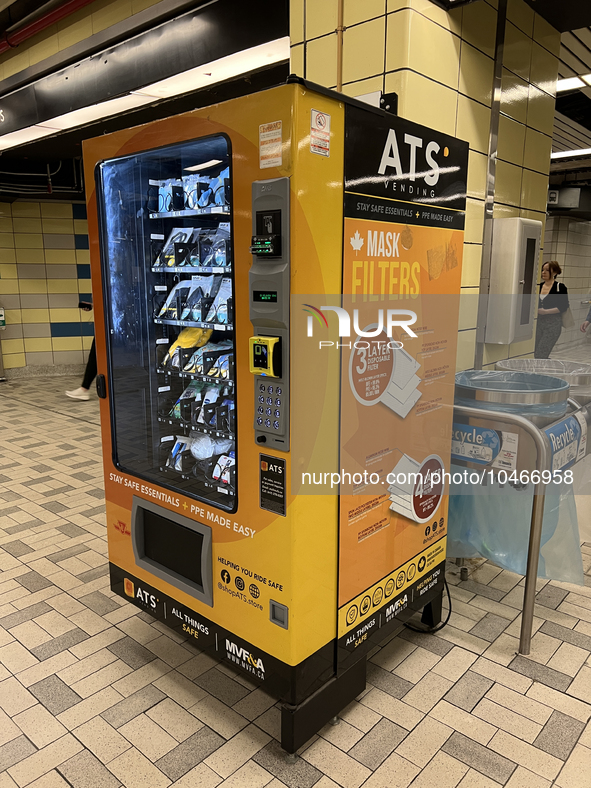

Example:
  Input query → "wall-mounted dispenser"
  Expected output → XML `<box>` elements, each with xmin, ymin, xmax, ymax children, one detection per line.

<box><xmin>484</xmin><ymin>217</ymin><xmax>542</xmax><ymax>345</ymax></box>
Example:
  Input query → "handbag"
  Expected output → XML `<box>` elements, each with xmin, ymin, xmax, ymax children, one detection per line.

<box><xmin>562</xmin><ymin>308</ymin><xmax>574</xmax><ymax>328</ymax></box>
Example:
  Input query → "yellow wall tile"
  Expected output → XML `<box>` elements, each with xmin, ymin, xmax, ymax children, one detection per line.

<box><xmin>503</xmin><ymin>22</ymin><xmax>531</xmax><ymax>82</ymax></box>
<box><xmin>78</xmin><ymin>280</ymin><xmax>93</xmax><ymax>293</ymax></box>
<box><xmin>0</xmin><ymin>203</ymin><xmax>12</xmax><ymax>218</ymax></box>
<box><xmin>456</xmin><ymin>329</ymin><xmax>476</xmax><ymax>371</ymax></box>
<box><xmin>529</xmin><ymin>42</ymin><xmax>558</xmax><ymax>96</ymax></box>
<box><xmin>1</xmin><ymin>338</ymin><xmax>24</xmax><ymax>354</ymax></box>
<box><xmin>92</xmin><ymin>0</ymin><xmax>133</xmax><ymax>35</ymax></box>
<box><xmin>0</xmin><ymin>248</ymin><xmax>15</xmax><ymax>263</ymax></box>
<box><xmin>493</xmin><ymin>203</ymin><xmax>519</xmax><ymax>218</ymax></box>
<box><xmin>21</xmin><ymin>309</ymin><xmax>50</xmax><ymax>323</ymax></box>
<box><xmin>45</xmin><ymin>250</ymin><xmax>77</xmax><ymax>264</ymax></box>
<box><xmin>290</xmin><ymin>44</ymin><xmax>304</xmax><ymax>77</ymax></box>
<box><xmin>495</xmin><ymin>159</ymin><xmax>523</xmax><ymax>206</ymax></box>
<box><xmin>11</xmin><ymin>203</ymin><xmax>40</xmax><ymax>218</ymax></box>
<box><xmin>459</xmin><ymin>288</ymin><xmax>479</xmax><ymax>330</ymax></box>
<box><xmin>464</xmin><ymin>198</ymin><xmax>485</xmax><ymax>243</ymax></box>
<box><xmin>386</xmin><ymin>71</ymin><xmax>458</xmax><ymax>136</ymax></box>
<box><xmin>12</xmin><ymin>218</ymin><xmax>42</xmax><ymax>234</ymax></box>
<box><xmin>483</xmin><ymin>342</ymin><xmax>509</xmax><ymax>365</ymax></box>
<box><xmin>533</xmin><ymin>13</ymin><xmax>560</xmax><ymax>57</ymax></box>
<box><xmin>306</xmin><ymin>0</ymin><xmax>338</xmax><ymax>39</ymax></box>
<box><xmin>80</xmin><ymin>310</ymin><xmax>94</xmax><ymax>324</ymax></box>
<box><xmin>27</xmin><ymin>31</ymin><xmax>59</xmax><ymax>67</ymax></box>
<box><xmin>343</xmin><ymin>17</ymin><xmax>386</xmax><ymax>83</ymax></box>
<box><xmin>14</xmin><ymin>234</ymin><xmax>43</xmax><ymax>249</ymax></box>
<box><xmin>387</xmin><ymin>10</ymin><xmax>460</xmax><ymax>89</ymax></box>
<box><xmin>3</xmin><ymin>50</ymin><xmax>30</xmax><ymax>78</ymax></box>
<box><xmin>40</xmin><ymin>203</ymin><xmax>73</xmax><ymax>219</ymax></box>
<box><xmin>521</xmin><ymin>169</ymin><xmax>549</xmax><ymax>212</ymax></box>
<box><xmin>0</xmin><ymin>264</ymin><xmax>17</xmax><ymax>278</ymax></box>
<box><xmin>500</xmin><ymin>68</ymin><xmax>529</xmax><ymax>124</ymax></box>
<box><xmin>76</xmin><ymin>250</ymin><xmax>90</xmax><ymax>264</ymax></box>
<box><xmin>5</xmin><ymin>309</ymin><xmax>21</xmax><ymax>324</ymax></box>
<box><xmin>0</xmin><ymin>219</ymin><xmax>12</xmax><ymax>233</ymax></box>
<box><xmin>82</xmin><ymin>335</ymin><xmax>95</xmax><ymax>350</ymax></box>
<box><xmin>2</xmin><ymin>353</ymin><xmax>25</xmax><ymax>369</ymax></box>
<box><xmin>461</xmin><ymin>244</ymin><xmax>483</xmax><ymax>287</ymax></box>
<box><xmin>456</xmin><ymin>94</ymin><xmax>491</xmax><ymax>154</ymax></box>
<box><xmin>24</xmin><ymin>338</ymin><xmax>53</xmax><ymax>353</ymax></box>
<box><xmin>459</xmin><ymin>41</ymin><xmax>493</xmax><ymax>106</ymax></box>
<box><xmin>497</xmin><ymin>115</ymin><xmax>525</xmax><ymax>166</ymax></box>
<box><xmin>42</xmin><ymin>218</ymin><xmax>75</xmax><ymax>234</ymax></box>
<box><xmin>57</xmin><ymin>10</ymin><xmax>94</xmax><ymax>50</ymax></box>
<box><xmin>467</xmin><ymin>150</ymin><xmax>487</xmax><ymax>200</ymax></box>
<box><xmin>307</xmin><ymin>34</ymin><xmax>338</xmax><ymax>86</ymax></box>
<box><xmin>291</xmin><ymin>0</ymin><xmax>305</xmax><ymax>43</ymax></box>
<box><xmin>52</xmin><ymin>337</ymin><xmax>82</xmax><ymax>352</ymax></box>
<box><xmin>48</xmin><ymin>280</ymin><xmax>79</xmax><ymax>294</ymax></box>
<box><xmin>0</xmin><ymin>280</ymin><xmax>19</xmax><ymax>294</ymax></box>
<box><xmin>347</xmin><ymin>0</ymin><xmax>385</xmax><ymax>26</ymax></box>
<box><xmin>16</xmin><ymin>249</ymin><xmax>45</xmax><ymax>263</ymax></box>
<box><xmin>0</xmin><ymin>233</ymin><xmax>15</xmax><ymax>249</ymax></box>
<box><xmin>461</xmin><ymin>0</ymin><xmax>496</xmax><ymax>58</ymax></box>
<box><xmin>49</xmin><ymin>308</ymin><xmax>80</xmax><ymax>323</ymax></box>
<box><xmin>131</xmin><ymin>0</ymin><xmax>160</xmax><ymax>10</ymax></box>
<box><xmin>526</xmin><ymin>84</ymin><xmax>555</xmax><ymax>135</ymax></box>
<box><xmin>506</xmin><ymin>0</ymin><xmax>533</xmax><ymax>37</ymax></box>
<box><xmin>343</xmin><ymin>76</ymin><xmax>384</xmax><ymax>96</ymax></box>
<box><xmin>19</xmin><ymin>279</ymin><xmax>47</xmax><ymax>294</ymax></box>
<box><xmin>523</xmin><ymin>127</ymin><xmax>552</xmax><ymax>174</ymax></box>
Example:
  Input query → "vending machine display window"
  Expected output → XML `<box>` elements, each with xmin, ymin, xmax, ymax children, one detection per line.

<box><xmin>96</xmin><ymin>134</ymin><xmax>236</xmax><ymax>511</ymax></box>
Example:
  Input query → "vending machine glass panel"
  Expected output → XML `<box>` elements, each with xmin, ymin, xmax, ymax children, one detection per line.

<box><xmin>96</xmin><ymin>134</ymin><xmax>236</xmax><ymax>511</ymax></box>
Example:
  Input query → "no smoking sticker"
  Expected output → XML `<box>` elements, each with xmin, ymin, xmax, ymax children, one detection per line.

<box><xmin>311</xmin><ymin>109</ymin><xmax>330</xmax><ymax>157</ymax></box>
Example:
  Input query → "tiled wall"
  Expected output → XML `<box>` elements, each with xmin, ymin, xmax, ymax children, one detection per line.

<box><xmin>290</xmin><ymin>0</ymin><xmax>561</xmax><ymax>371</ymax></box>
<box><xmin>0</xmin><ymin>201</ymin><xmax>93</xmax><ymax>373</ymax></box>
<box><xmin>0</xmin><ymin>0</ymin><xmax>162</xmax><ymax>81</ymax></box>
<box><xmin>543</xmin><ymin>216</ymin><xmax>591</xmax><ymax>355</ymax></box>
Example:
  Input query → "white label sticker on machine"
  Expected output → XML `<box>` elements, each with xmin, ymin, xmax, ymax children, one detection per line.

<box><xmin>491</xmin><ymin>431</ymin><xmax>519</xmax><ymax>471</ymax></box>
<box><xmin>310</xmin><ymin>109</ymin><xmax>331</xmax><ymax>157</ymax></box>
<box><xmin>259</xmin><ymin>121</ymin><xmax>282</xmax><ymax>169</ymax></box>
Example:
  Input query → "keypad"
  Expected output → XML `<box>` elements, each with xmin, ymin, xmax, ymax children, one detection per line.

<box><xmin>255</xmin><ymin>377</ymin><xmax>285</xmax><ymax>436</ymax></box>
<box><xmin>266</xmin><ymin>397</ymin><xmax>273</xmax><ymax>405</ymax></box>
<box><xmin>258</xmin><ymin>395</ymin><xmax>264</xmax><ymax>403</ymax></box>
<box><xmin>257</xmin><ymin>406</ymin><xmax>264</xmax><ymax>414</ymax></box>
<box><xmin>259</xmin><ymin>384</ymin><xmax>265</xmax><ymax>392</ymax></box>
<box><xmin>268</xmin><ymin>386</ymin><xmax>274</xmax><ymax>394</ymax></box>
<box><xmin>266</xmin><ymin>408</ymin><xmax>272</xmax><ymax>416</ymax></box>
<box><xmin>256</xmin><ymin>417</ymin><xmax>263</xmax><ymax>425</ymax></box>
<box><xmin>265</xmin><ymin>419</ymin><xmax>271</xmax><ymax>427</ymax></box>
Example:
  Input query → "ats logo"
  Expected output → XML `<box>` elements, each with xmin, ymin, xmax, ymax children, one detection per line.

<box><xmin>261</xmin><ymin>460</ymin><xmax>283</xmax><ymax>474</ymax></box>
<box><xmin>114</xmin><ymin>520</ymin><xmax>130</xmax><ymax>536</ymax></box>
<box><xmin>225</xmin><ymin>639</ymin><xmax>265</xmax><ymax>678</ymax></box>
<box><xmin>124</xmin><ymin>578</ymin><xmax>157</xmax><ymax>610</ymax></box>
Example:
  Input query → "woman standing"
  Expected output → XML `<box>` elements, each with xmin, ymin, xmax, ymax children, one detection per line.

<box><xmin>534</xmin><ymin>261</ymin><xmax>569</xmax><ymax>359</ymax></box>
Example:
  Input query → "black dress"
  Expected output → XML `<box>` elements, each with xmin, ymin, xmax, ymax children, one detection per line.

<box><xmin>534</xmin><ymin>280</ymin><xmax>569</xmax><ymax>359</ymax></box>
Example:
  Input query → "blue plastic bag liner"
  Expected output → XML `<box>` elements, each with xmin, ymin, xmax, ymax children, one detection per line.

<box><xmin>455</xmin><ymin>370</ymin><xmax>569</xmax><ymax>419</ymax></box>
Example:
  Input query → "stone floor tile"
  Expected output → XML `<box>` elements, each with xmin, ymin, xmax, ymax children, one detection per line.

<box><xmin>167</xmin><ymin>762</ymin><xmax>222</xmax><ymax>788</ymax></box>
<box><xmin>29</xmin><ymin>675</ymin><xmax>81</xmax><ymax>716</ymax></box>
<box><xmin>503</xmin><ymin>766</ymin><xmax>551</xmax><ymax>787</ymax></box>
<box><xmin>70</xmin><ymin>660</ymin><xmax>132</xmax><ymax>700</ymax></box>
<box><xmin>396</xmin><ymin>715</ymin><xmax>453</xmax><ymax>768</ymax></box>
<box><xmin>472</xmin><ymin>698</ymin><xmax>543</xmax><ymax>743</ymax></box>
<box><xmin>194</xmin><ymin>668</ymin><xmax>250</xmax><ymax>707</ymax></box>
<box><xmin>73</xmin><ymin>717</ymin><xmax>131</xmax><ymax>764</ymax></box>
<box><xmin>146</xmin><ymin>699</ymin><xmax>203</xmax><ymax>743</ymax></box>
<box><xmin>347</xmin><ymin>718</ymin><xmax>405</xmax><ymax>770</ymax></box>
<box><xmin>456</xmin><ymin>768</ymin><xmax>502</xmax><ymax>787</ymax></box>
<box><xmin>156</xmin><ymin>726</ymin><xmax>225</xmax><ymax>782</ymax></box>
<box><xmin>401</xmin><ymin>671</ymin><xmax>454</xmax><ymax>713</ymax></box>
<box><xmin>153</xmin><ymin>670</ymin><xmax>208</xmax><ymax>710</ymax></box>
<box><xmin>8</xmin><ymin>621</ymin><xmax>52</xmax><ymax>650</ymax></box>
<box><xmin>444</xmin><ymin>671</ymin><xmax>493</xmax><ymax>712</ymax></box>
<box><xmin>369</xmin><ymin>638</ymin><xmax>416</xmax><ymax>672</ymax></box>
<box><xmin>366</xmin><ymin>663</ymin><xmax>413</xmax><ymax>698</ymax></box>
<box><xmin>484</xmin><ymin>684</ymin><xmax>552</xmax><ymax>725</ymax></box>
<box><xmin>488</xmin><ymin>730</ymin><xmax>562</xmax><ymax>781</ymax></box>
<box><xmin>7</xmin><ymin>733</ymin><xmax>83</xmax><ymax>787</ymax></box>
<box><xmin>536</xmin><ymin>585</ymin><xmax>569</xmax><ymax>610</ymax></box>
<box><xmin>547</xmin><ymin>642</ymin><xmax>589</xmax><ymax>678</ymax></box>
<box><xmin>190</xmin><ymin>695</ymin><xmax>249</xmax><ymax>740</ymax></box>
<box><xmin>442</xmin><ymin>731</ymin><xmax>516</xmax><ymax>785</ymax></box>
<box><xmin>13</xmin><ymin>704</ymin><xmax>68</xmax><ymax>749</ymax></box>
<box><xmin>337</xmin><ymin>701</ymin><xmax>381</xmax><ymax>733</ymax></box>
<box><xmin>359</xmin><ymin>688</ymin><xmax>423</xmax><ymax>730</ymax></box>
<box><xmin>58</xmin><ymin>749</ymin><xmax>121</xmax><ymax>788</ymax></box>
<box><xmin>0</xmin><ymin>708</ymin><xmax>21</xmax><ymax>747</ymax></box>
<box><xmin>119</xmin><ymin>713</ymin><xmax>177</xmax><ymax>760</ymax></box>
<box><xmin>431</xmin><ymin>700</ymin><xmax>497</xmax><ymax>745</ymax></box>
<box><xmin>318</xmin><ymin>718</ymin><xmax>364</xmax><ymax>752</ymax></box>
<box><xmin>533</xmin><ymin>709</ymin><xmax>584</xmax><ymax>761</ymax></box>
<box><xmin>0</xmin><ymin>735</ymin><xmax>38</xmax><ymax>773</ymax></box>
<box><xmin>101</xmin><ymin>685</ymin><xmax>166</xmax><ymax>729</ymax></box>
<box><xmin>407</xmin><ymin>750</ymin><xmax>468</xmax><ymax>788</ymax></box>
<box><xmin>25</xmin><ymin>770</ymin><xmax>71</xmax><ymax>788</ymax></box>
<box><xmin>57</xmin><ymin>687</ymin><xmax>123</xmax><ymax>731</ymax></box>
<box><xmin>392</xmin><ymin>647</ymin><xmax>441</xmax><ymax>684</ymax></box>
<box><xmin>508</xmin><ymin>655</ymin><xmax>571</xmax><ymax>692</ymax></box>
<box><xmin>203</xmin><ymin>723</ymin><xmax>270</xmax><ymax>779</ymax></box>
<box><xmin>108</xmin><ymin>746</ymin><xmax>171</xmax><ymax>788</ymax></box>
<box><xmin>458</xmin><ymin>580</ymin><xmax>505</xmax><ymax>602</ymax></box>
<box><xmin>554</xmin><ymin>743</ymin><xmax>591</xmax><ymax>788</ymax></box>
<box><xmin>231</xmin><ymin>689</ymin><xmax>276</xmax><ymax>722</ymax></box>
<box><xmin>301</xmin><ymin>738</ymin><xmax>371</xmax><ymax>788</ymax></box>
<box><xmin>565</xmin><ymin>665</ymin><xmax>591</xmax><ymax>704</ymax></box>
<box><xmin>432</xmin><ymin>647</ymin><xmax>477</xmax><ymax>682</ymax></box>
<box><xmin>398</xmin><ymin>629</ymin><xmax>454</xmax><ymax>657</ymax></box>
<box><xmin>30</xmin><ymin>629</ymin><xmax>89</xmax><ymax>662</ymax></box>
<box><xmin>0</xmin><ymin>641</ymin><xmax>39</xmax><ymax>673</ymax></box>
<box><xmin>110</xmin><ymin>658</ymin><xmax>170</xmax><ymax>698</ymax></box>
<box><xmin>0</xmin><ymin>677</ymin><xmax>37</xmax><ymax>716</ymax></box>
<box><xmin>106</xmin><ymin>637</ymin><xmax>156</xmax><ymax>671</ymax></box>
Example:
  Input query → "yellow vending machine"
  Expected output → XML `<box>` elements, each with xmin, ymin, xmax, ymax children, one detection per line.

<box><xmin>84</xmin><ymin>79</ymin><xmax>468</xmax><ymax>751</ymax></box>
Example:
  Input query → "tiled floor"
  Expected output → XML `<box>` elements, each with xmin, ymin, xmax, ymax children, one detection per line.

<box><xmin>1</xmin><ymin>376</ymin><xmax>591</xmax><ymax>788</ymax></box>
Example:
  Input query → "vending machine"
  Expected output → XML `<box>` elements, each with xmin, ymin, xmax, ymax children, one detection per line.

<box><xmin>84</xmin><ymin>79</ymin><xmax>468</xmax><ymax>751</ymax></box>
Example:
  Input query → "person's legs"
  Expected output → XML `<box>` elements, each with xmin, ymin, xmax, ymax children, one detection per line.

<box><xmin>66</xmin><ymin>339</ymin><xmax>96</xmax><ymax>401</ymax></box>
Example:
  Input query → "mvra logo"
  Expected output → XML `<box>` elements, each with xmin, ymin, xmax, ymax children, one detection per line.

<box><xmin>225</xmin><ymin>640</ymin><xmax>265</xmax><ymax>673</ymax></box>
<box><xmin>303</xmin><ymin>304</ymin><xmax>417</xmax><ymax>339</ymax></box>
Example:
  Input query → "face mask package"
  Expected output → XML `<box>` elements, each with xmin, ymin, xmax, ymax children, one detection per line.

<box><xmin>189</xmin><ymin>433</ymin><xmax>234</xmax><ymax>461</ymax></box>
<box><xmin>200</xmin><ymin>223</ymin><xmax>231</xmax><ymax>268</ymax></box>
<box><xmin>183</xmin><ymin>341</ymin><xmax>233</xmax><ymax>374</ymax></box>
<box><xmin>155</xmin><ymin>228</ymin><xmax>196</xmax><ymax>268</ymax></box>
<box><xmin>206</xmin><ymin>277</ymin><xmax>232</xmax><ymax>324</ymax></box>
<box><xmin>211</xmin><ymin>167</ymin><xmax>230</xmax><ymax>206</ymax></box>
<box><xmin>169</xmin><ymin>380</ymin><xmax>205</xmax><ymax>419</ymax></box>
<box><xmin>179</xmin><ymin>275</ymin><xmax>221</xmax><ymax>322</ymax></box>
<box><xmin>157</xmin><ymin>281</ymin><xmax>195</xmax><ymax>320</ymax></box>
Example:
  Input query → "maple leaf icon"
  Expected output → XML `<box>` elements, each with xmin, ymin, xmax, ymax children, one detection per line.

<box><xmin>350</xmin><ymin>231</ymin><xmax>364</xmax><ymax>254</ymax></box>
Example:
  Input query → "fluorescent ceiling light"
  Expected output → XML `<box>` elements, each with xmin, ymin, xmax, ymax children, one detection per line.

<box><xmin>184</xmin><ymin>159</ymin><xmax>222</xmax><ymax>172</ymax></box>
<box><xmin>133</xmin><ymin>37</ymin><xmax>290</xmax><ymax>99</ymax></box>
<box><xmin>551</xmin><ymin>147</ymin><xmax>591</xmax><ymax>160</ymax></box>
<box><xmin>0</xmin><ymin>124</ymin><xmax>57</xmax><ymax>151</ymax></box>
<box><xmin>41</xmin><ymin>94</ymin><xmax>154</xmax><ymax>131</ymax></box>
<box><xmin>556</xmin><ymin>76</ymin><xmax>585</xmax><ymax>92</ymax></box>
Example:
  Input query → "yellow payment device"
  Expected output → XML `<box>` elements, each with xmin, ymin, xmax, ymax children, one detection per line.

<box><xmin>249</xmin><ymin>336</ymin><xmax>280</xmax><ymax>376</ymax></box>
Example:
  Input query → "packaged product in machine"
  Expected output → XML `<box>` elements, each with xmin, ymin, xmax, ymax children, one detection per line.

<box><xmin>182</xmin><ymin>341</ymin><xmax>233</xmax><ymax>374</ymax></box>
<box><xmin>189</xmin><ymin>433</ymin><xmax>234</xmax><ymax>460</ymax></box>
<box><xmin>160</xmin><ymin>327</ymin><xmax>212</xmax><ymax>370</ymax></box>
<box><xmin>169</xmin><ymin>380</ymin><xmax>205</xmax><ymax>419</ymax></box>
<box><xmin>206</xmin><ymin>277</ymin><xmax>232</xmax><ymax>324</ymax></box>
<box><xmin>155</xmin><ymin>227</ymin><xmax>195</xmax><ymax>267</ymax></box>
<box><xmin>212</xmin><ymin>451</ymin><xmax>235</xmax><ymax>484</ymax></box>
<box><xmin>180</xmin><ymin>275</ymin><xmax>222</xmax><ymax>322</ymax></box>
<box><xmin>200</xmin><ymin>223</ymin><xmax>230</xmax><ymax>267</ymax></box>
<box><xmin>166</xmin><ymin>436</ymin><xmax>191</xmax><ymax>472</ymax></box>
<box><xmin>211</xmin><ymin>166</ymin><xmax>230</xmax><ymax>206</ymax></box>
<box><xmin>196</xmin><ymin>384</ymin><xmax>222</xmax><ymax>423</ymax></box>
